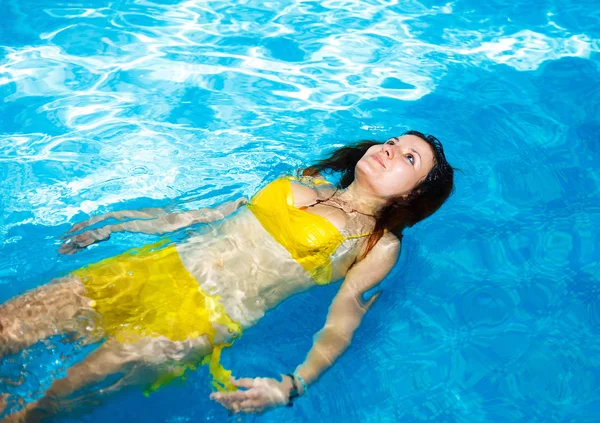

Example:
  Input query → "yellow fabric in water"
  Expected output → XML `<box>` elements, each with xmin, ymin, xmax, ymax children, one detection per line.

<box><xmin>71</xmin><ymin>240</ymin><xmax>242</xmax><ymax>393</ymax></box>
<box><xmin>247</xmin><ymin>176</ymin><xmax>370</xmax><ymax>284</ymax></box>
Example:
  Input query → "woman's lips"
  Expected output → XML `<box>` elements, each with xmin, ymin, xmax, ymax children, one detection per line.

<box><xmin>373</xmin><ymin>155</ymin><xmax>386</xmax><ymax>168</ymax></box>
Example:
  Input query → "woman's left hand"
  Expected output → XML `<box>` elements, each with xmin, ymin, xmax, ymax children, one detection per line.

<box><xmin>58</xmin><ymin>226</ymin><xmax>112</xmax><ymax>255</ymax></box>
<box><xmin>210</xmin><ymin>376</ymin><xmax>289</xmax><ymax>415</ymax></box>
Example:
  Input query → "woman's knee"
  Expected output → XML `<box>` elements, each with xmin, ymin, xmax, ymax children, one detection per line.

<box><xmin>0</xmin><ymin>277</ymin><xmax>99</xmax><ymax>356</ymax></box>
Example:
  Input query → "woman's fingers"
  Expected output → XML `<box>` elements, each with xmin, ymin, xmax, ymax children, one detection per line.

<box><xmin>58</xmin><ymin>236</ymin><xmax>89</xmax><ymax>255</ymax></box>
<box><xmin>239</xmin><ymin>398</ymin><xmax>267</xmax><ymax>415</ymax></box>
<box><xmin>211</xmin><ymin>386</ymin><xmax>262</xmax><ymax>414</ymax></box>
<box><xmin>212</xmin><ymin>390</ymin><xmax>250</xmax><ymax>402</ymax></box>
<box><xmin>222</xmin><ymin>398</ymin><xmax>260</xmax><ymax>415</ymax></box>
<box><xmin>61</xmin><ymin>234</ymin><xmax>93</xmax><ymax>249</ymax></box>
<box><xmin>240</xmin><ymin>399</ymin><xmax>261</xmax><ymax>409</ymax></box>
<box><xmin>231</xmin><ymin>377</ymin><xmax>255</xmax><ymax>389</ymax></box>
<box><xmin>211</xmin><ymin>376</ymin><xmax>285</xmax><ymax>414</ymax></box>
<box><xmin>58</xmin><ymin>228</ymin><xmax>111</xmax><ymax>255</ymax></box>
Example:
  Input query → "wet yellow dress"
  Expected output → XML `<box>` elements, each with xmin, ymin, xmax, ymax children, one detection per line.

<box><xmin>72</xmin><ymin>240</ymin><xmax>242</xmax><ymax>394</ymax></box>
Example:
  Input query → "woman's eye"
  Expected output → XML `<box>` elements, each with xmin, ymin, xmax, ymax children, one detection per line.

<box><xmin>406</xmin><ymin>154</ymin><xmax>415</xmax><ymax>165</ymax></box>
<box><xmin>386</xmin><ymin>140</ymin><xmax>395</xmax><ymax>145</ymax></box>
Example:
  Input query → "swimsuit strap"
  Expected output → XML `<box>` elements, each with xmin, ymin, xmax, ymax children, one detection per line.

<box><xmin>295</xmin><ymin>182</ymin><xmax>376</xmax><ymax>219</ymax></box>
<box><xmin>342</xmin><ymin>232</ymin><xmax>372</xmax><ymax>241</ymax></box>
<box><xmin>288</xmin><ymin>175</ymin><xmax>340</xmax><ymax>211</ymax></box>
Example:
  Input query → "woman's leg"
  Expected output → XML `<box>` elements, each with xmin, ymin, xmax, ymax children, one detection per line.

<box><xmin>0</xmin><ymin>276</ymin><xmax>98</xmax><ymax>358</ymax></box>
<box><xmin>4</xmin><ymin>335</ymin><xmax>213</xmax><ymax>422</ymax></box>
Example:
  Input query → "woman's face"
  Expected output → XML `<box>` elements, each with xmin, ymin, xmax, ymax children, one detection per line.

<box><xmin>355</xmin><ymin>135</ymin><xmax>436</xmax><ymax>201</ymax></box>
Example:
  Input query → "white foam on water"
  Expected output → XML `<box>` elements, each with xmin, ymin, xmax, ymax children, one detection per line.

<box><xmin>0</xmin><ymin>0</ymin><xmax>598</xmax><ymax>229</ymax></box>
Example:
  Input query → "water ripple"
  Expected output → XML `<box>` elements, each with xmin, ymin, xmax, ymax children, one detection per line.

<box><xmin>1</xmin><ymin>0</ymin><xmax>599</xmax><ymax>422</ymax></box>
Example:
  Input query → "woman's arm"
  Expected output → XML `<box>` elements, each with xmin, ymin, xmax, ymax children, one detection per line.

<box><xmin>210</xmin><ymin>233</ymin><xmax>401</xmax><ymax>414</ymax></box>
<box><xmin>59</xmin><ymin>197</ymin><xmax>248</xmax><ymax>254</ymax></box>
<box><xmin>64</xmin><ymin>207</ymin><xmax>170</xmax><ymax>234</ymax></box>
<box><xmin>293</xmin><ymin>233</ymin><xmax>401</xmax><ymax>390</ymax></box>
<box><xmin>103</xmin><ymin>197</ymin><xmax>248</xmax><ymax>235</ymax></box>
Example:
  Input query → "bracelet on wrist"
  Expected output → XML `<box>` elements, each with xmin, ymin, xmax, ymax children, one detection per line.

<box><xmin>285</xmin><ymin>373</ymin><xmax>299</xmax><ymax>407</ymax></box>
<box><xmin>284</xmin><ymin>372</ymin><xmax>309</xmax><ymax>407</ymax></box>
<box><xmin>293</xmin><ymin>372</ymin><xmax>308</xmax><ymax>395</ymax></box>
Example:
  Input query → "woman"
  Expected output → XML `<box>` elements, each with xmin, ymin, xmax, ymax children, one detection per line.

<box><xmin>0</xmin><ymin>130</ymin><xmax>455</xmax><ymax>420</ymax></box>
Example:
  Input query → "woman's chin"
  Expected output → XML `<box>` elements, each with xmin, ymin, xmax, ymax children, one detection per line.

<box><xmin>356</xmin><ymin>161</ymin><xmax>381</xmax><ymax>178</ymax></box>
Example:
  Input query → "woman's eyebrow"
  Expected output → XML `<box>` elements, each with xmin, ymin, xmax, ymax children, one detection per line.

<box><xmin>392</xmin><ymin>138</ymin><xmax>422</xmax><ymax>167</ymax></box>
<box><xmin>409</xmin><ymin>148</ymin><xmax>422</xmax><ymax>165</ymax></box>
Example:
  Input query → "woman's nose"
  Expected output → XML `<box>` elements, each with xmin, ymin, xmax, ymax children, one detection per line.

<box><xmin>383</xmin><ymin>144</ymin><xmax>394</xmax><ymax>159</ymax></box>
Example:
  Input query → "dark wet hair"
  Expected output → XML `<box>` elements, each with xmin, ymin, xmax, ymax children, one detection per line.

<box><xmin>302</xmin><ymin>130</ymin><xmax>457</xmax><ymax>258</ymax></box>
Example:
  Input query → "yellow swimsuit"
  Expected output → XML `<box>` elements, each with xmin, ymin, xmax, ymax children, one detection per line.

<box><xmin>72</xmin><ymin>240</ymin><xmax>242</xmax><ymax>394</ymax></box>
<box><xmin>246</xmin><ymin>175</ymin><xmax>371</xmax><ymax>284</ymax></box>
<box><xmin>70</xmin><ymin>175</ymin><xmax>368</xmax><ymax>393</ymax></box>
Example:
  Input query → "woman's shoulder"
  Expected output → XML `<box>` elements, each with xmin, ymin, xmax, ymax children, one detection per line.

<box><xmin>381</xmin><ymin>231</ymin><xmax>402</xmax><ymax>249</ymax></box>
<box><xmin>373</xmin><ymin>231</ymin><xmax>402</xmax><ymax>253</ymax></box>
<box><xmin>355</xmin><ymin>231</ymin><xmax>402</xmax><ymax>264</ymax></box>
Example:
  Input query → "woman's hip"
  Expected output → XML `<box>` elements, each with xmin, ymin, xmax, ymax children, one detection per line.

<box><xmin>70</xmin><ymin>241</ymin><xmax>242</xmax><ymax>344</ymax></box>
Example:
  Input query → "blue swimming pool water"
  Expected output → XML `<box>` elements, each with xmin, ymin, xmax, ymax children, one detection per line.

<box><xmin>1</xmin><ymin>0</ymin><xmax>599</xmax><ymax>421</ymax></box>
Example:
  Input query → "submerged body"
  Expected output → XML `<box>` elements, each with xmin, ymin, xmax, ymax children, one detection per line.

<box><xmin>0</xmin><ymin>132</ymin><xmax>452</xmax><ymax>419</ymax></box>
<box><xmin>84</xmin><ymin>175</ymin><xmax>373</xmax><ymax>336</ymax></box>
<box><xmin>0</xmin><ymin>175</ymin><xmax>380</xmax><ymax>419</ymax></box>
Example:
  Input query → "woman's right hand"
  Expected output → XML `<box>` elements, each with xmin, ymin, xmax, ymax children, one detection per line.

<box><xmin>59</xmin><ymin>226</ymin><xmax>112</xmax><ymax>255</ymax></box>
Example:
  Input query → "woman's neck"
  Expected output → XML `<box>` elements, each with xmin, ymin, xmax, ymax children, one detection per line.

<box><xmin>334</xmin><ymin>182</ymin><xmax>387</xmax><ymax>217</ymax></box>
